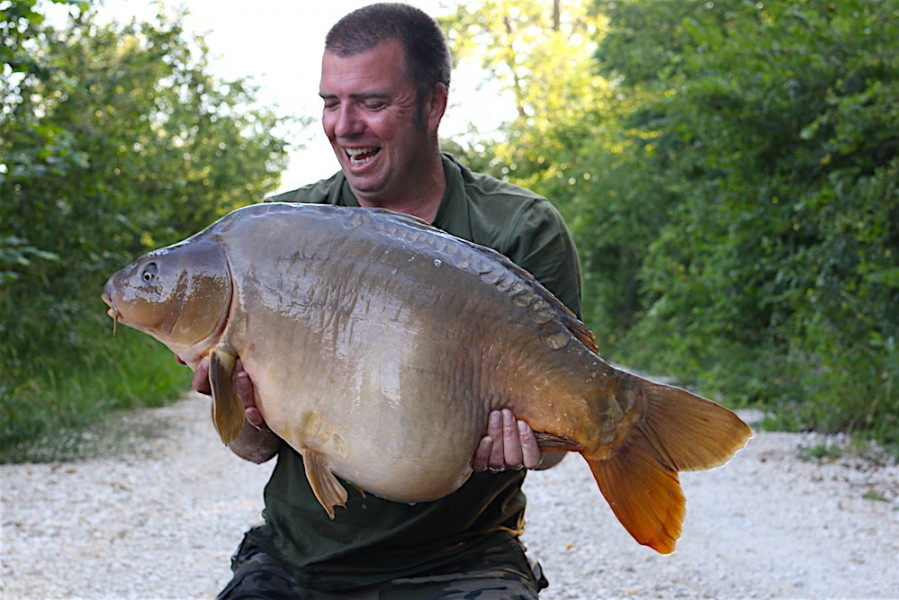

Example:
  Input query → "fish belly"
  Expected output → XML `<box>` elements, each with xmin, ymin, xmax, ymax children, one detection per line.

<box><xmin>242</xmin><ymin>317</ymin><xmax>488</xmax><ymax>502</ymax></box>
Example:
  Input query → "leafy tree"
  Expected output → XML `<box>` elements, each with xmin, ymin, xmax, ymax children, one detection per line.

<box><xmin>597</xmin><ymin>0</ymin><xmax>899</xmax><ymax>441</ymax></box>
<box><xmin>439</xmin><ymin>1</ymin><xmax>653</xmax><ymax>344</ymax></box>
<box><xmin>0</xmin><ymin>4</ymin><xmax>291</xmax><ymax>449</ymax></box>
<box><xmin>1</xmin><ymin>0</ymin><xmax>89</xmax><ymax>283</ymax></box>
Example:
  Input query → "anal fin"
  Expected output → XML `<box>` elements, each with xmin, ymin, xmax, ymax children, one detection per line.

<box><xmin>302</xmin><ymin>449</ymin><xmax>348</xmax><ymax>519</ymax></box>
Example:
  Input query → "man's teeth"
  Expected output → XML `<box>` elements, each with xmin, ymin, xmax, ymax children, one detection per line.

<box><xmin>346</xmin><ymin>147</ymin><xmax>378</xmax><ymax>165</ymax></box>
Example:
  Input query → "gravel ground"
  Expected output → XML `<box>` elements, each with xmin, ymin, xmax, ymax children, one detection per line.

<box><xmin>2</xmin><ymin>393</ymin><xmax>898</xmax><ymax>599</ymax></box>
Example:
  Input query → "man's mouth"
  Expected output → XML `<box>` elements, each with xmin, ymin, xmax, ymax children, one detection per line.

<box><xmin>345</xmin><ymin>146</ymin><xmax>380</xmax><ymax>167</ymax></box>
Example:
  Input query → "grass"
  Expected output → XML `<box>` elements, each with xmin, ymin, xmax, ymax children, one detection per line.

<box><xmin>797</xmin><ymin>442</ymin><xmax>846</xmax><ymax>464</ymax></box>
<box><xmin>0</xmin><ymin>325</ymin><xmax>189</xmax><ymax>463</ymax></box>
<box><xmin>862</xmin><ymin>489</ymin><xmax>889</xmax><ymax>503</ymax></box>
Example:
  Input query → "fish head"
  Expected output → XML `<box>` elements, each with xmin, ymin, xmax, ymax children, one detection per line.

<box><xmin>102</xmin><ymin>238</ymin><xmax>232</xmax><ymax>362</ymax></box>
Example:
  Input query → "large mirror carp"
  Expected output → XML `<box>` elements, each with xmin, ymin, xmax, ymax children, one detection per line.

<box><xmin>102</xmin><ymin>202</ymin><xmax>751</xmax><ymax>554</ymax></box>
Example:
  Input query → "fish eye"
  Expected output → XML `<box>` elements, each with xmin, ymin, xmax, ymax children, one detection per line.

<box><xmin>141</xmin><ymin>262</ymin><xmax>158</xmax><ymax>283</ymax></box>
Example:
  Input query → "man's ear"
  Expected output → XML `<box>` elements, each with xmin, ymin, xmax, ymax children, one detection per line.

<box><xmin>426</xmin><ymin>82</ymin><xmax>449</xmax><ymax>131</ymax></box>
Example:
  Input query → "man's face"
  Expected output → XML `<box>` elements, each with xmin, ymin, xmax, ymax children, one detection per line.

<box><xmin>319</xmin><ymin>40</ymin><xmax>438</xmax><ymax>204</ymax></box>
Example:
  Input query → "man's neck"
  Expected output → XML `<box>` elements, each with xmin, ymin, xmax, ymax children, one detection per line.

<box><xmin>355</xmin><ymin>156</ymin><xmax>446</xmax><ymax>223</ymax></box>
<box><xmin>357</xmin><ymin>195</ymin><xmax>442</xmax><ymax>224</ymax></box>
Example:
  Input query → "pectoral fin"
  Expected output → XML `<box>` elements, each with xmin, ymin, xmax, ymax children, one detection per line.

<box><xmin>209</xmin><ymin>347</ymin><xmax>243</xmax><ymax>446</ymax></box>
<box><xmin>302</xmin><ymin>449</ymin><xmax>348</xmax><ymax>519</ymax></box>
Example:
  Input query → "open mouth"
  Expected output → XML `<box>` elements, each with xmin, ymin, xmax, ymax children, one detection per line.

<box><xmin>345</xmin><ymin>146</ymin><xmax>380</xmax><ymax>167</ymax></box>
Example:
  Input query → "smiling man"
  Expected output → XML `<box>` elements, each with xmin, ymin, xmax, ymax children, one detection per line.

<box><xmin>203</xmin><ymin>3</ymin><xmax>583</xmax><ymax>598</ymax></box>
<box><xmin>319</xmin><ymin>36</ymin><xmax>447</xmax><ymax>222</ymax></box>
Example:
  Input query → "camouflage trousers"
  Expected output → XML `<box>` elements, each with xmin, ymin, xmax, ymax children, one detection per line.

<box><xmin>216</xmin><ymin>535</ymin><xmax>549</xmax><ymax>599</ymax></box>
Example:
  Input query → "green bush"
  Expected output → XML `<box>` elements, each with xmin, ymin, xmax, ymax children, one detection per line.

<box><xmin>592</xmin><ymin>0</ymin><xmax>899</xmax><ymax>445</ymax></box>
<box><xmin>1</xmin><ymin>3</ymin><xmax>290</xmax><ymax>460</ymax></box>
<box><xmin>452</xmin><ymin>0</ymin><xmax>898</xmax><ymax>450</ymax></box>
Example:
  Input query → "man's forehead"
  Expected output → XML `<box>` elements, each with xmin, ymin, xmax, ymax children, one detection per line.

<box><xmin>324</xmin><ymin>38</ymin><xmax>405</xmax><ymax>61</ymax></box>
<box><xmin>321</xmin><ymin>41</ymin><xmax>406</xmax><ymax>75</ymax></box>
<box><xmin>319</xmin><ymin>43</ymin><xmax>412</xmax><ymax>95</ymax></box>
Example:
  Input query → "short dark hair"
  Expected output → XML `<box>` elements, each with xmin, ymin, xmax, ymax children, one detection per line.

<box><xmin>325</xmin><ymin>3</ymin><xmax>452</xmax><ymax>129</ymax></box>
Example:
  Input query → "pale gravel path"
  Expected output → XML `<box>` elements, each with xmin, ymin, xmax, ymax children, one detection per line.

<box><xmin>2</xmin><ymin>393</ymin><xmax>897</xmax><ymax>599</ymax></box>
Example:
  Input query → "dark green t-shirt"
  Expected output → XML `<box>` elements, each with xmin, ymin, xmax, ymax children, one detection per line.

<box><xmin>251</xmin><ymin>153</ymin><xmax>582</xmax><ymax>590</ymax></box>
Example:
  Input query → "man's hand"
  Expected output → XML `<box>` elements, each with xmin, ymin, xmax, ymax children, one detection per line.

<box><xmin>192</xmin><ymin>357</ymin><xmax>268</xmax><ymax>430</ymax></box>
<box><xmin>180</xmin><ymin>354</ymin><xmax>280</xmax><ymax>463</ymax></box>
<box><xmin>472</xmin><ymin>409</ymin><xmax>562</xmax><ymax>473</ymax></box>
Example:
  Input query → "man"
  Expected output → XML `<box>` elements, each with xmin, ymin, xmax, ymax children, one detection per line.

<box><xmin>198</xmin><ymin>4</ymin><xmax>582</xmax><ymax>598</ymax></box>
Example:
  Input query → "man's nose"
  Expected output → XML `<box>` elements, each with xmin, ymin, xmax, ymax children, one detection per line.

<box><xmin>330</xmin><ymin>104</ymin><xmax>364</xmax><ymax>138</ymax></box>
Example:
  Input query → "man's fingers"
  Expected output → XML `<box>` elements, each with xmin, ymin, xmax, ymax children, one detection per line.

<box><xmin>475</xmin><ymin>409</ymin><xmax>544</xmax><ymax>472</ymax></box>
<box><xmin>472</xmin><ymin>436</ymin><xmax>494</xmax><ymax>472</ymax></box>
<box><xmin>487</xmin><ymin>410</ymin><xmax>505</xmax><ymax>467</ymax></box>
<box><xmin>501</xmin><ymin>409</ymin><xmax>523</xmax><ymax>469</ymax></box>
<box><xmin>233</xmin><ymin>360</ymin><xmax>268</xmax><ymax>429</ymax></box>
<box><xmin>235</xmin><ymin>361</ymin><xmax>255</xmax><ymax>408</ymax></box>
<box><xmin>192</xmin><ymin>358</ymin><xmax>211</xmax><ymax>395</ymax></box>
<box><xmin>244</xmin><ymin>407</ymin><xmax>266</xmax><ymax>429</ymax></box>
<box><xmin>518</xmin><ymin>420</ymin><xmax>542</xmax><ymax>469</ymax></box>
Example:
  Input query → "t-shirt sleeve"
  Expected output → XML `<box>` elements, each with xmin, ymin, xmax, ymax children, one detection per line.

<box><xmin>502</xmin><ymin>199</ymin><xmax>583</xmax><ymax>319</ymax></box>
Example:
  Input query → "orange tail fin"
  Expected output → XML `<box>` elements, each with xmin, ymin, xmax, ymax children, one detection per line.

<box><xmin>587</xmin><ymin>375</ymin><xmax>752</xmax><ymax>554</ymax></box>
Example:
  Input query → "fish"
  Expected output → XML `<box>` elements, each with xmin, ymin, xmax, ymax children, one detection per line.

<box><xmin>101</xmin><ymin>202</ymin><xmax>752</xmax><ymax>554</ymax></box>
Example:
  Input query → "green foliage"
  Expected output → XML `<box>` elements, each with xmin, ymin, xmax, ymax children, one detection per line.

<box><xmin>862</xmin><ymin>489</ymin><xmax>888</xmax><ymax>502</ymax></box>
<box><xmin>1</xmin><ymin>0</ymin><xmax>88</xmax><ymax>76</ymax></box>
<box><xmin>797</xmin><ymin>442</ymin><xmax>845</xmax><ymax>464</ymax></box>
<box><xmin>440</xmin><ymin>1</ymin><xmax>646</xmax><ymax>344</ymax></box>
<box><xmin>0</xmin><ymin>235</ymin><xmax>58</xmax><ymax>284</ymax></box>
<box><xmin>0</xmin><ymin>324</ymin><xmax>186</xmax><ymax>461</ymax></box>
<box><xmin>0</xmin><ymin>4</ymin><xmax>291</xmax><ymax>455</ymax></box>
<box><xmin>596</xmin><ymin>0</ymin><xmax>899</xmax><ymax>441</ymax></box>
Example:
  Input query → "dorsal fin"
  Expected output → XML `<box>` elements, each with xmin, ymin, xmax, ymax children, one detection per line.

<box><xmin>565</xmin><ymin>316</ymin><xmax>599</xmax><ymax>353</ymax></box>
<box><xmin>494</xmin><ymin>255</ymin><xmax>599</xmax><ymax>353</ymax></box>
